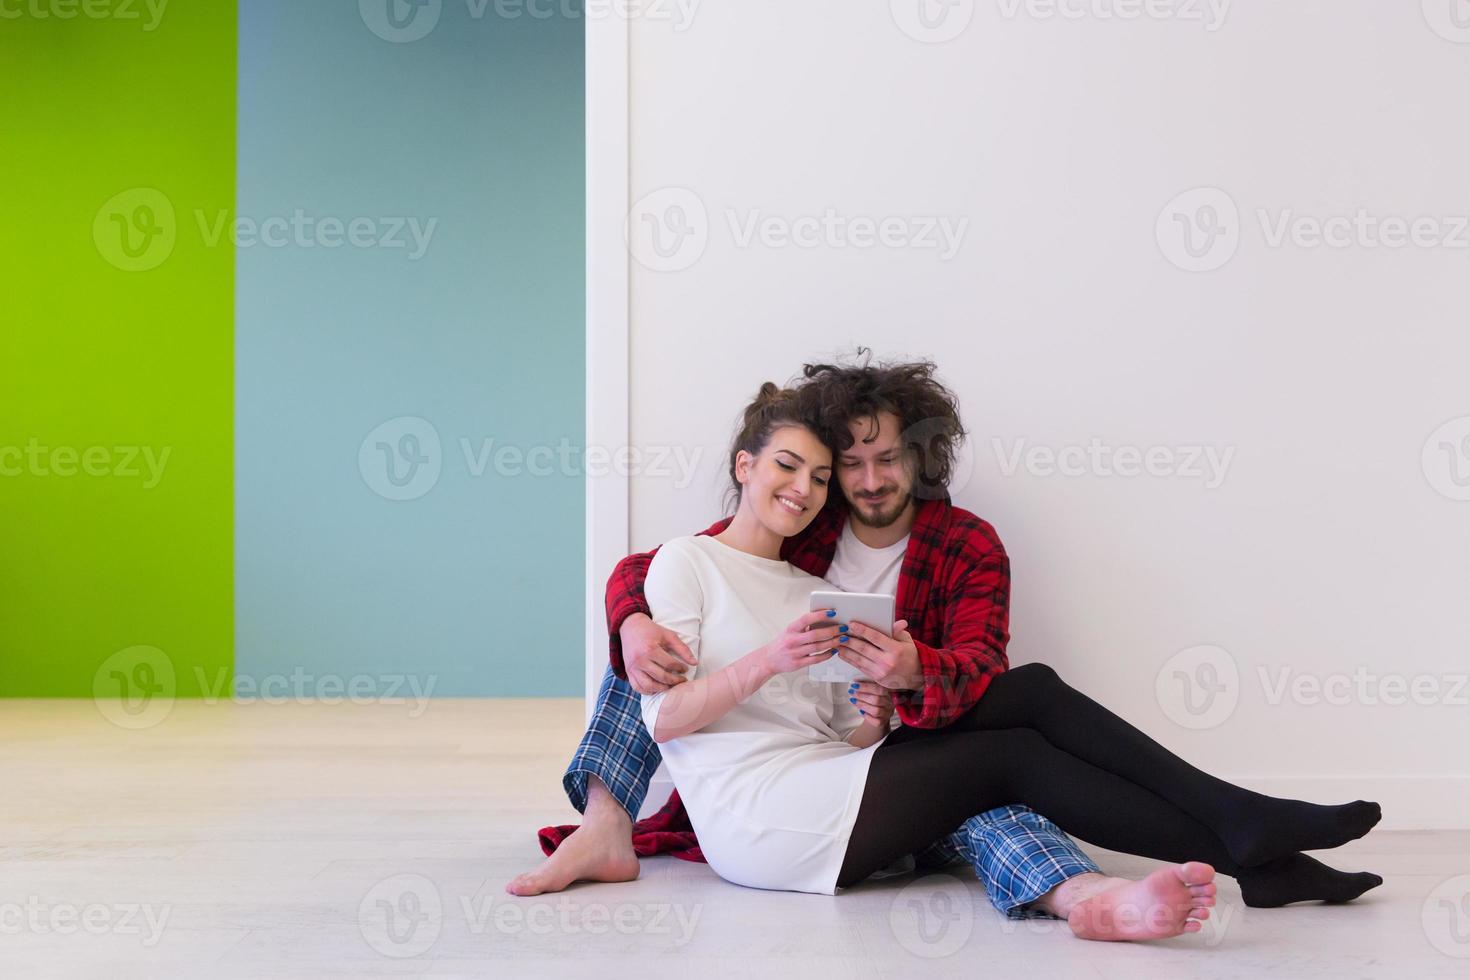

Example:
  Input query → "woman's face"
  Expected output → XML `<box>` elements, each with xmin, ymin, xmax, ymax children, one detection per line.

<box><xmin>735</xmin><ymin>425</ymin><xmax>833</xmax><ymax>537</ymax></box>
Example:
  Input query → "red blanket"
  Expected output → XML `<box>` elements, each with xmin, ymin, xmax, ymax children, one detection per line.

<box><xmin>538</xmin><ymin>790</ymin><xmax>706</xmax><ymax>863</ymax></box>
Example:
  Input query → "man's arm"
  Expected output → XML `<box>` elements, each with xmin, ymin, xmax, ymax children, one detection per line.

<box><xmin>604</xmin><ymin>518</ymin><xmax>730</xmax><ymax>680</ymax></box>
<box><xmin>837</xmin><ymin>524</ymin><xmax>1010</xmax><ymax>728</ymax></box>
<box><xmin>895</xmin><ymin>534</ymin><xmax>1010</xmax><ymax>728</ymax></box>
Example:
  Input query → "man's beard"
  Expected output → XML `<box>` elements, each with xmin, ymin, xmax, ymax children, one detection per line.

<box><xmin>848</xmin><ymin>488</ymin><xmax>914</xmax><ymax>530</ymax></box>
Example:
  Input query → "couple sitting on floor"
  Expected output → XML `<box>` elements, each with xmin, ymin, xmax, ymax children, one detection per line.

<box><xmin>509</xmin><ymin>357</ymin><xmax>1383</xmax><ymax>943</ymax></box>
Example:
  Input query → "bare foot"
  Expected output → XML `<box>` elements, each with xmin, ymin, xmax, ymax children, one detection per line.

<box><xmin>1066</xmin><ymin>862</ymin><xmax>1217</xmax><ymax>942</ymax></box>
<box><xmin>506</xmin><ymin>823</ymin><xmax>641</xmax><ymax>896</ymax></box>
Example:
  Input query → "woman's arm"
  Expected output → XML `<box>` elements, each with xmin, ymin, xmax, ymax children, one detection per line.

<box><xmin>648</xmin><ymin>607</ymin><xmax>846</xmax><ymax>742</ymax></box>
<box><xmin>641</xmin><ymin>541</ymin><xmax>842</xmax><ymax>742</ymax></box>
<box><xmin>648</xmin><ymin>647</ymin><xmax>777</xmax><ymax>743</ymax></box>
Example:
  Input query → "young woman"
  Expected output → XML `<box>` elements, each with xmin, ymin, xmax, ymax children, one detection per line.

<box><xmin>641</xmin><ymin>382</ymin><xmax>1382</xmax><ymax>912</ymax></box>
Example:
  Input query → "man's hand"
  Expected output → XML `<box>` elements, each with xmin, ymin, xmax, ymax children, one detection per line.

<box><xmin>621</xmin><ymin>613</ymin><xmax>698</xmax><ymax>695</ymax></box>
<box><xmin>837</xmin><ymin>619</ymin><xmax>923</xmax><ymax>692</ymax></box>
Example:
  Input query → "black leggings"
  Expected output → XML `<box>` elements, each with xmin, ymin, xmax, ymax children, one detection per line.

<box><xmin>837</xmin><ymin>663</ymin><xmax>1379</xmax><ymax>888</ymax></box>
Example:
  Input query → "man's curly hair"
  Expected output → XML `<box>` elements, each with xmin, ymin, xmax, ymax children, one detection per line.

<box><xmin>800</xmin><ymin>353</ymin><xmax>966</xmax><ymax>500</ymax></box>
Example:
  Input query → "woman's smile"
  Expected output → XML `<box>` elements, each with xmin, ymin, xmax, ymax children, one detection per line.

<box><xmin>775</xmin><ymin>493</ymin><xmax>807</xmax><ymax>514</ymax></box>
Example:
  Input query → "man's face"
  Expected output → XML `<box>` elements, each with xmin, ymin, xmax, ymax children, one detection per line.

<box><xmin>835</xmin><ymin>411</ymin><xmax>915</xmax><ymax>530</ymax></box>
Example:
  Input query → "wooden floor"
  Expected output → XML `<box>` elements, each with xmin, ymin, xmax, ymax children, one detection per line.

<box><xmin>2</xmin><ymin>699</ymin><xmax>1466</xmax><ymax>979</ymax></box>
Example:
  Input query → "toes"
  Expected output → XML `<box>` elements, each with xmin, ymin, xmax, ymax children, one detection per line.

<box><xmin>1190</xmin><ymin>907</ymin><xmax>1211</xmax><ymax>920</ymax></box>
<box><xmin>506</xmin><ymin>872</ymin><xmax>547</xmax><ymax>896</ymax></box>
<box><xmin>1182</xmin><ymin>920</ymin><xmax>1202</xmax><ymax>933</ymax></box>
<box><xmin>1178</xmin><ymin>861</ymin><xmax>1215</xmax><ymax>884</ymax></box>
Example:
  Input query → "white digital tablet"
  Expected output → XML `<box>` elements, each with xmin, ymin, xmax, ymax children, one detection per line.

<box><xmin>807</xmin><ymin>590</ymin><xmax>896</xmax><ymax>684</ymax></box>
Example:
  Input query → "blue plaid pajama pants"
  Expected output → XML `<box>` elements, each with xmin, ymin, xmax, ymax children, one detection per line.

<box><xmin>564</xmin><ymin>665</ymin><xmax>1100</xmax><ymax>918</ymax></box>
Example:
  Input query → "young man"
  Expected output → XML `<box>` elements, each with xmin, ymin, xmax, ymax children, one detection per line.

<box><xmin>509</xmin><ymin>360</ymin><xmax>1205</xmax><ymax>939</ymax></box>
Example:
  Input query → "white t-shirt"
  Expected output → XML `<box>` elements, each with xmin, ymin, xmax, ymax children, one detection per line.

<box><xmin>823</xmin><ymin>520</ymin><xmax>909</xmax><ymax>598</ymax></box>
<box><xmin>640</xmin><ymin>535</ymin><xmax>889</xmax><ymax>895</ymax></box>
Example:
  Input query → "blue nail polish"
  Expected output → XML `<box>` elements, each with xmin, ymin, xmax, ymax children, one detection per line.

<box><xmin>825</xmin><ymin>610</ymin><xmax>836</xmax><ymax>617</ymax></box>
<box><xmin>830</xmin><ymin>648</ymin><xmax>839</xmax><ymax>654</ymax></box>
<box><xmin>839</xmin><ymin>636</ymin><xmax>849</xmax><ymax>643</ymax></box>
<box><xmin>849</xmin><ymin>697</ymin><xmax>857</xmax><ymax>704</ymax></box>
<box><xmin>838</xmin><ymin>625</ymin><xmax>849</xmax><ymax>633</ymax></box>
<box><xmin>860</xmin><ymin>710</ymin><xmax>866</xmax><ymax>716</ymax></box>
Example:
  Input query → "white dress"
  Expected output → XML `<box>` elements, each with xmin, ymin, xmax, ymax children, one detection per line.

<box><xmin>640</xmin><ymin>534</ymin><xmax>889</xmax><ymax>895</ymax></box>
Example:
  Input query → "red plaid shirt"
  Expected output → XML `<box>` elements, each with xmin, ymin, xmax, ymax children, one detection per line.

<box><xmin>603</xmin><ymin>495</ymin><xmax>1011</xmax><ymax>728</ymax></box>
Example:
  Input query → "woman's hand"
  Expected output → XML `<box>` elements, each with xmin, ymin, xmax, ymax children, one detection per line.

<box><xmin>849</xmin><ymin>680</ymin><xmax>895</xmax><ymax>728</ymax></box>
<box><xmin>761</xmin><ymin>609</ymin><xmax>842</xmax><ymax>676</ymax></box>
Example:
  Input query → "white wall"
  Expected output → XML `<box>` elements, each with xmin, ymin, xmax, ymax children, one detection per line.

<box><xmin>616</xmin><ymin>1</ymin><xmax>1470</xmax><ymax>828</ymax></box>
